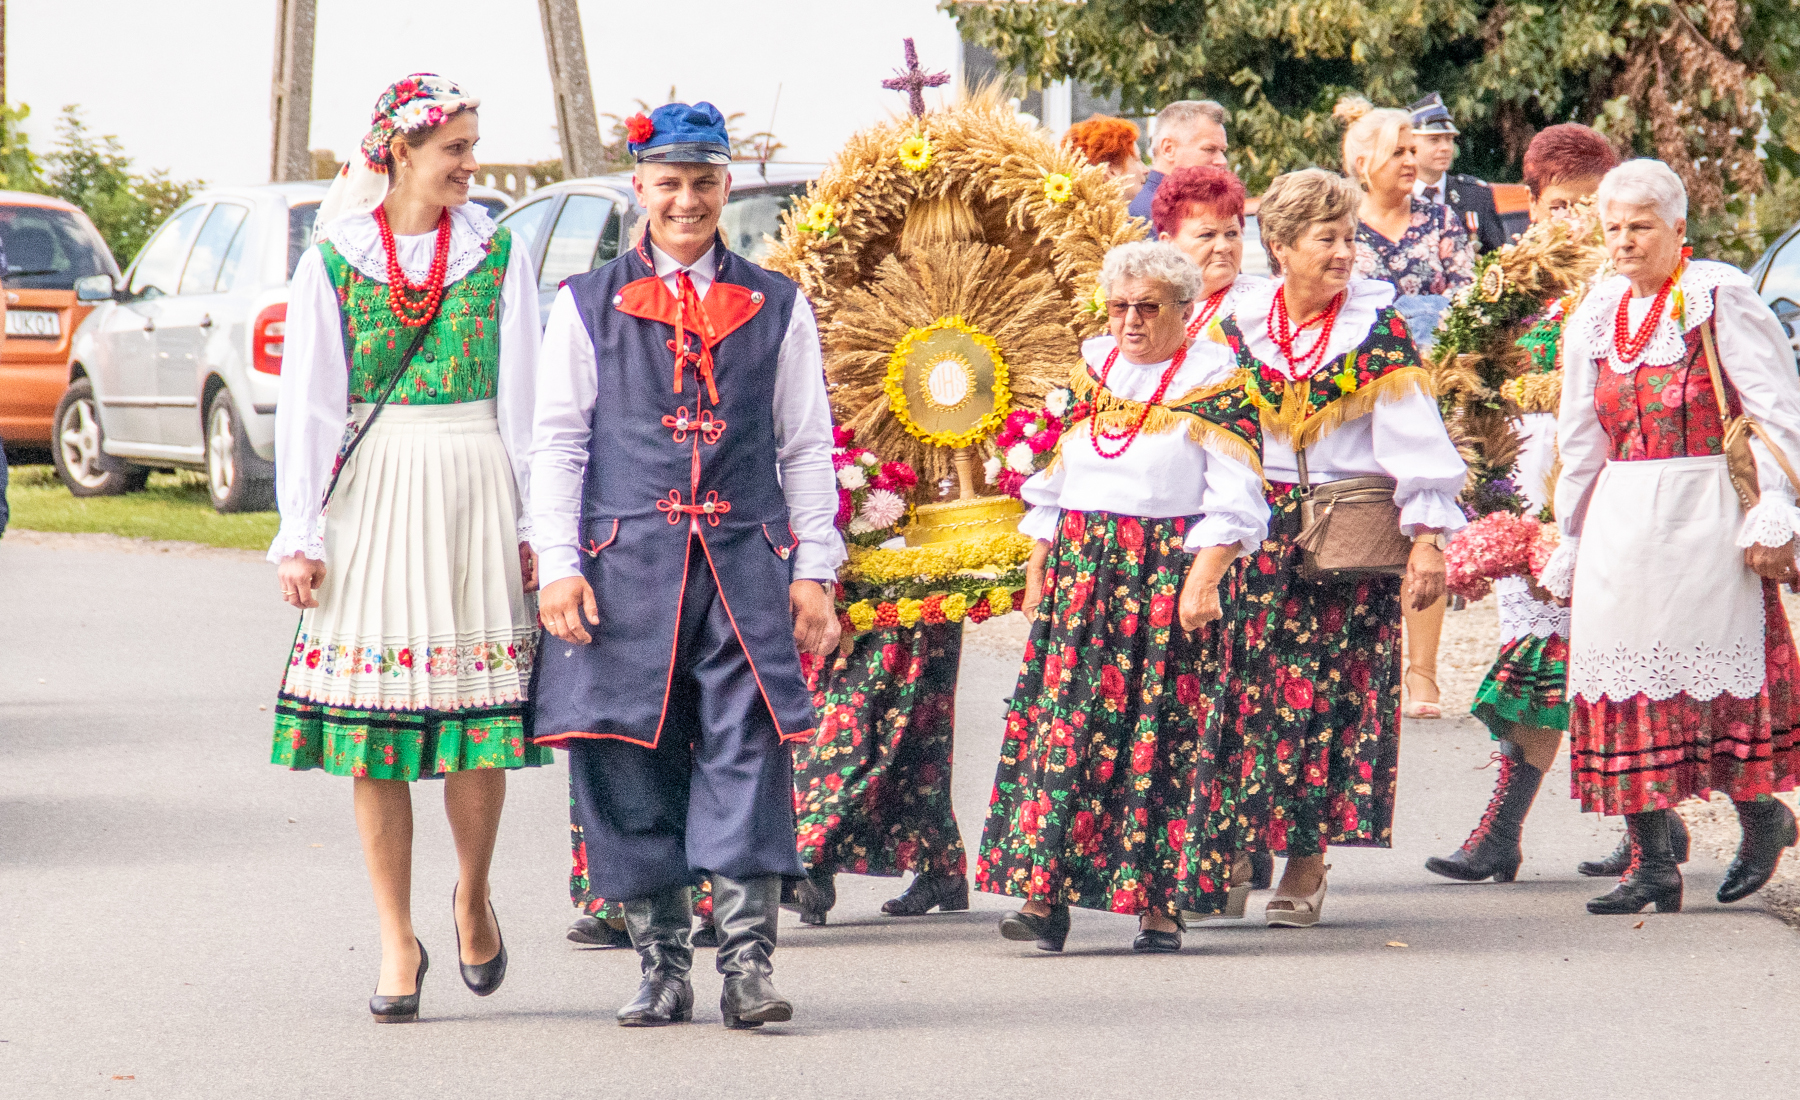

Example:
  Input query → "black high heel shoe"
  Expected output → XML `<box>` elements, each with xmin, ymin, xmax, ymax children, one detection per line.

<box><xmin>369</xmin><ymin>939</ymin><xmax>428</xmax><ymax>1023</ymax></box>
<box><xmin>998</xmin><ymin>904</ymin><xmax>1070</xmax><ymax>952</ymax></box>
<box><xmin>453</xmin><ymin>885</ymin><xmax>507</xmax><ymax>997</ymax></box>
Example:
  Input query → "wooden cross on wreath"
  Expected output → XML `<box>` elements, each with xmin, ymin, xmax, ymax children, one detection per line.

<box><xmin>882</xmin><ymin>38</ymin><xmax>949</xmax><ymax>118</ymax></box>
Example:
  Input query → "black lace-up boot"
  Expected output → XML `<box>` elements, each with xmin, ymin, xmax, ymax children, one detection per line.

<box><xmin>1425</xmin><ymin>744</ymin><xmax>1543</xmax><ymax>883</ymax></box>
<box><xmin>1718</xmin><ymin>798</ymin><xmax>1798</xmax><ymax>904</ymax></box>
<box><xmin>1587</xmin><ymin>810</ymin><xmax>1683</xmax><ymax>915</ymax></box>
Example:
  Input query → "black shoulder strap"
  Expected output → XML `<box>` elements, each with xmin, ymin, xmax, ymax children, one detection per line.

<box><xmin>319</xmin><ymin>312</ymin><xmax>437</xmax><ymax>511</ymax></box>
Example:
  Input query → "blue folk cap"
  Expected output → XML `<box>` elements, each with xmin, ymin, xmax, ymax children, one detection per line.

<box><xmin>1408</xmin><ymin>92</ymin><xmax>1459</xmax><ymax>135</ymax></box>
<box><xmin>631</xmin><ymin>101</ymin><xmax>732</xmax><ymax>165</ymax></box>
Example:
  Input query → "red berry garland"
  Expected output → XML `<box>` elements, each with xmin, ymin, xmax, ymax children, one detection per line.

<box><xmin>1266</xmin><ymin>286</ymin><xmax>1345</xmax><ymax>379</ymax></box>
<box><xmin>373</xmin><ymin>205</ymin><xmax>453</xmax><ymax>328</ymax></box>
<box><xmin>1185</xmin><ymin>284</ymin><xmax>1231</xmax><ymax>338</ymax></box>
<box><xmin>1089</xmin><ymin>344</ymin><xmax>1187</xmax><ymax>459</ymax></box>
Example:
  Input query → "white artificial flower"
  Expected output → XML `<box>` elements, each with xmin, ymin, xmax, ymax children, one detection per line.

<box><xmin>1022</xmin><ymin>422</ymin><xmax>1039</xmax><ymax>438</ymax></box>
<box><xmin>1005</xmin><ymin>441</ymin><xmax>1036</xmax><ymax>474</ymax></box>
<box><xmin>1044</xmin><ymin>388</ymin><xmax>1072</xmax><ymax>418</ymax></box>
<box><xmin>837</xmin><ymin>465</ymin><xmax>867</xmax><ymax>490</ymax></box>
<box><xmin>860</xmin><ymin>489</ymin><xmax>906</xmax><ymax>529</ymax></box>
<box><xmin>859</xmin><ymin>452</ymin><xmax>879</xmax><ymax>467</ymax></box>
<box><xmin>983</xmin><ymin>455</ymin><xmax>1003</xmax><ymax>484</ymax></box>
<box><xmin>848</xmin><ymin>516</ymin><xmax>876</xmax><ymax>536</ymax></box>
<box><xmin>395</xmin><ymin>101</ymin><xmax>434</xmax><ymax>131</ymax></box>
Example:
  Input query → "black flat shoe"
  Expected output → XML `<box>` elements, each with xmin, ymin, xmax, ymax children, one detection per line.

<box><xmin>1131</xmin><ymin>928</ymin><xmax>1182</xmax><ymax>953</ymax></box>
<box><xmin>453</xmin><ymin>886</ymin><xmax>506</xmax><ymax>997</ymax></box>
<box><xmin>780</xmin><ymin>867</ymin><xmax>835</xmax><ymax>926</ymax></box>
<box><xmin>567</xmin><ymin>914</ymin><xmax>633</xmax><ymax>948</ymax></box>
<box><xmin>369</xmin><ymin>939</ymin><xmax>428</xmax><ymax>1023</ymax></box>
<box><xmin>881</xmin><ymin>873</ymin><xmax>970</xmax><ymax>916</ymax></box>
<box><xmin>1718</xmin><ymin>799</ymin><xmax>1798</xmax><ymax>904</ymax></box>
<box><xmin>998</xmin><ymin>905</ymin><xmax>1070</xmax><ymax>952</ymax></box>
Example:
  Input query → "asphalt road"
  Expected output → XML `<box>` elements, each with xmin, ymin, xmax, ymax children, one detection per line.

<box><xmin>3</xmin><ymin>534</ymin><xmax>1798</xmax><ymax>1100</ymax></box>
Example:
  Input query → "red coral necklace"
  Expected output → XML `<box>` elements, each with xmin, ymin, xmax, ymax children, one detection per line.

<box><xmin>374</xmin><ymin>205</ymin><xmax>452</xmax><ymax>327</ymax></box>
<box><xmin>1611</xmin><ymin>256</ymin><xmax>1688</xmax><ymax>365</ymax></box>
<box><xmin>1185</xmin><ymin>284</ymin><xmax>1232</xmax><ymax>338</ymax></box>
<box><xmin>1266</xmin><ymin>286</ymin><xmax>1344</xmax><ymax>379</ymax></box>
<box><xmin>1090</xmin><ymin>344</ymin><xmax>1187</xmax><ymax>460</ymax></box>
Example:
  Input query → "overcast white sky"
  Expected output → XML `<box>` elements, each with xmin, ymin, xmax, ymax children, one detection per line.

<box><xmin>9</xmin><ymin>0</ymin><xmax>965</xmax><ymax>184</ymax></box>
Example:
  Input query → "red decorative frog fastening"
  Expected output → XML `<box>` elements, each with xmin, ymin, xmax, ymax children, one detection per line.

<box><xmin>661</xmin><ymin>407</ymin><xmax>727</xmax><ymax>445</ymax></box>
<box><xmin>655</xmin><ymin>489</ymin><xmax>733</xmax><ymax>526</ymax></box>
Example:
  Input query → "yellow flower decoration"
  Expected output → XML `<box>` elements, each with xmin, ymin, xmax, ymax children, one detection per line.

<box><xmin>1080</xmin><ymin>280</ymin><xmax>1107</xmax><ymax>318</ymax></box>
<box><xmin>846</xmin><ymin>601</ymin><xmax>877</xmax><ymax>632</ymax></box>
<box><xmin>885</xmin><ymin>316</ymin><xmax>1011</xmax><ymax>449</ymax></box>
<box><xmin>987</xmin><ymin>586</ymin><xmax>1017</xmax><ymax>616</ymax></box>
<box><xmin>897</xmin><ymin>132</ymin><xmax>933</xmax><ymax>172</ymax></box>
<box><xmin>896</xmin><ymin>597</ymin><xmax>925</xmax><ymax>627</ymax></box>
<box><xmin>845</xmin><ymin>533</ymin><xmax>1035</xmax><ymax>585</ymax></box>
<box><xmin>1042</xmin><ymin>173</ymin><xmax>1073</xmax><ymax>203</ymax></box>
<box><xmin>1334</xmin><ymin>353</ymin><xmax>1359</xmax><ymax>394</ymax></box>
<box><xmin>941</xmin><ymin>593</ymin><xmax>968</xmax><ymax>622</ymax></box>
<box><xmin>796</xmin><ymin>200</ymin><xmax>838</xmax><ymax>238</ymax></box>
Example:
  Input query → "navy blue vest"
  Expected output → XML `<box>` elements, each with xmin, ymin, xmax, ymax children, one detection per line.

<box><xmin>532</xmin><ymin>236</ymin><xmax>816</xmax><ymax>747</ymax></box>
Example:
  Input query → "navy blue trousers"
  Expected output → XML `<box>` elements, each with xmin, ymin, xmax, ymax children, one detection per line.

<box><xmin>567</xmin><ymin>536</ymin><xmax>803</xmax><ymax>902</ymax></box>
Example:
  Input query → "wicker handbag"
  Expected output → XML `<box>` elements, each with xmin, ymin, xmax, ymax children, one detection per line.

<box><xmin>1699</xmin><ymin>321</ymin><xmax>1800</xmax><ymax>512</ymax></box>
<box><xmin>1292</xmin><ymin>448</ymin><xmax>1413</xmax><ymax>579</ymax></box>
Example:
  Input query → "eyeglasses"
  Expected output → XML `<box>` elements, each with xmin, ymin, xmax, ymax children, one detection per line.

<box><xmin>1106</xmin><ymin>299</ymin><xmax>1180</xmax><ymax>319</ymax></box>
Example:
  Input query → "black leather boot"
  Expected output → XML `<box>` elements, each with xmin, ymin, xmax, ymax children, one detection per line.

<box><xmin>881</xmin><ymin>872</ymin><xmax>970</xmax><ymax>916</ymax></box>
<box><xmin>780</xmin><ymin>865</ymin><xmax>835</xmax><ymax>926</ymax></box>
<box><xmin>1425</xmin><ymin>745</ymin><xmax>1543</xmax><ymax>883</ymax></box>
<box><xmin>1577</xmin><ymin>809</ymin><xmax>1690</xmax><ymax>877</ymax></box>
<box><xmin>616</xmin><ymin>887</ymin><xmax>695</xmax><ymax>1026</ymax></box>
<box><xmin>1718</xmin><ymin>798</ymin><xmax>1798</xmax><ymax>904</ymax></box>
<box><xmin>1587</xmin><ymin>810</ymin><xmax>1683</xmax><ymax>915</ymax></box>
<box><xmin>712</xmin><ymin>873</ymin><xmax>792</xmax><ymax>1029</ymax></box>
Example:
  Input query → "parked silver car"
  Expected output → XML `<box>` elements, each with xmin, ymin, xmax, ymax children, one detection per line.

<box><xmin>59</xmin><ymin>183</ymin><xmax>515</xmax><ymax>510</ymax></box>
<box><xmin>497</xmin><ymin>162</ymin><xmax>823</xmax><ymax>325</ymax></box>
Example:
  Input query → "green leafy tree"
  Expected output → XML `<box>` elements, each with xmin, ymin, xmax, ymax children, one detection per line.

<box><xmin>0</xmin><ymin>103</ymin><xmax>45</xmax><ymax>193</ymax></box>
<box><xmin>39</xmin><ymin>107</ymin><xmax>202</xmax><ymax>266</ymax></box>
<box><xmin>945</xmin><ymin>0</ymin><xmax>1800</xmax><ymax>258</ymax></box>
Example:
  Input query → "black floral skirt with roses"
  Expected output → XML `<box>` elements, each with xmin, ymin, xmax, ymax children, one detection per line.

<box><xmin>976</xmin><ymin>511</ymin><xmax>1238</xmax><ymax>918</ymax></box>
<box><xmin>1215</xmin><ymin>483</ymin><xmax>1403</xmax><ymax>859</ymax></box>
<box><xmin>792</xmin><ymin>622</ymin><xmax>968</xmax><ymax>878</ymax></box>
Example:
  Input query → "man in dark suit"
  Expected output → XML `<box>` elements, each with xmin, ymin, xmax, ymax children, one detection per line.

<box><xmin>1409</xmin><ymin>93</ymin><xmax>1508</xmax><ymax>252</ymax></box>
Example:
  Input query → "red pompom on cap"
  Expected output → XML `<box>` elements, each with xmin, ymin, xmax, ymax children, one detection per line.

<box><xmin>626</xmin><ymin>113</ymin><xmax>656</xmax><ymax>144</ymax></box>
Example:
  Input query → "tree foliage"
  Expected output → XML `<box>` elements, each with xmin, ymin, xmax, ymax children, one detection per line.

<box><xmin>945</xmin><ymin>0</ymin><xmax>1800</xmax><ymax>257</ymax></box>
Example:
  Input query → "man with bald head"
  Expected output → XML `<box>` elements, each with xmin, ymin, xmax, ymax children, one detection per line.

<box><xmin>1127</xmin><ymin>100</ymin><xmax>1229</xmax><ymax>222</ymax></box>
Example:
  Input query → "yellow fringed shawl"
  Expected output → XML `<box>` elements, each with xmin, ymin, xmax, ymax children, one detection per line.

<box><xmin>1061</xmin><ymin>362</ymin><xmax>1265</xmax><ymax>475</ymax></box>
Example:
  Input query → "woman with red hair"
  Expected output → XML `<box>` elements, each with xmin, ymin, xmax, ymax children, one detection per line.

<box><xmin>1152</xmin><ymin>165</ymin><xmax>1269</xmax><ymax>344</ymax></box>
<box><xmin>1064</xmin><ymin>115</ymin><xmax>1150</xmax><ymax>200</ymax></box>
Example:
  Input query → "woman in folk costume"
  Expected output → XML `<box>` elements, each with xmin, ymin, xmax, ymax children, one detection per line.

<box><xmin>1424</xmin><ymin>125</ymin><xmax>1683</xmax><ymax>884</ymax></box>
<box><xmin>1541</xmin><ymin>159</ymin><xmax>1800</xmax><ymax>915</ymax></box>
<box><xmin>1207</xmin><ymin>169</ymin><xmax>1465</xmax><ymax>927</ymax></box>
<box><xmin>269</xmin><ymin>74</ymin><xmax>547</xmax><ymax>1021</ymax></box>
<box><xmin>977</xmin><ymin>241</ymin><xmax>1269</xmax><ymax>953</ymax></box>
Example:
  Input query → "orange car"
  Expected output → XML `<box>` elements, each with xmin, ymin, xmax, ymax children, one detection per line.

<box><xmin>0</xmin><ymin>191</ymin><xmax>120</xmax><ymax>451</ymax></box>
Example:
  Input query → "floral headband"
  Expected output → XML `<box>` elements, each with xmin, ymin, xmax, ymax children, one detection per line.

<box><xmin>359</xmin><ymin>73</ymin><xmax>481</xmax><ymax>170</ymax></box>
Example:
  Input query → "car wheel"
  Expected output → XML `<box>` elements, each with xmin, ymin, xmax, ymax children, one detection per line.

<box><xmin>52</xmin><ymin>377</ymin><xmax>149</xmax><ymax>497</ymax></box>
<box><xmin>205</xmin><ymin>390</ymin><xmax>274</xmax><ymax>513</ymax></box>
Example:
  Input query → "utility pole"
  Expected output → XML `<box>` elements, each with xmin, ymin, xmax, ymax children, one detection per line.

<box><xmin>2</xmin><ymin>0</ymin><xmax>9</xmax><ymax>106</ymax></box>
<box><xmin>537</xmin><ymin>0</ymin><xmax>605</xmax><ymax>178</ymax></box>
<box><xmin>269</xmin><ymin>0</ymin><xmax>317</xmax><ymax>182</ymax></box>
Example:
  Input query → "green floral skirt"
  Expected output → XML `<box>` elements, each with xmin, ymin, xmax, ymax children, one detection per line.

<box><xmin>272</xmin><ymin>698</ymin><xmax>549</xmax><ymax>781</ymax></box>
<box><xmin>1472</xmin><ymin>633</ymin><xmax>1570</xmax><ymax>738</ymax></box>
<box><xmin>975</xmin><ymin>510</ymin><xmax>1235</xmax><ymax>917</ymax></box>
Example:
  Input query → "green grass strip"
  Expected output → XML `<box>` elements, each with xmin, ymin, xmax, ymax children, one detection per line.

<box><xmin>4</xmin><ymin>464</ymin><xmax>278</xmax><ymax>551</ymax></box>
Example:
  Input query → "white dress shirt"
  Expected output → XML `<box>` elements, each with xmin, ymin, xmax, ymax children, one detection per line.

<box><xmin>268</xmin><ymin>203</ymin><xmax>540</xmax><ymax>563</ymax></box>
<box><xmin>1413</xmin><ymin>176</ymin><xmax>1448</xmax><ymax>207</ymax></box>
<box><xmin>1231</xmin><ymin>277</ymin><xmax>1469</xmax><ymax>535</ymax></box>
<box><xmin>1017</xmin><ymin>335</ymin><xmax>1270</xmax><ymax>554</ymax></box>
<box><xmin>530</xmin><ymin>242</ymin><xmax>845</xmax><ymax>587</ymax></box>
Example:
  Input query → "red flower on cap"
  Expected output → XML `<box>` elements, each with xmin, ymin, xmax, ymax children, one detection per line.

<box><xmin>626</xmin><ymin>113</ymin><xmax>656</xmax><ymax>144</ymax></box>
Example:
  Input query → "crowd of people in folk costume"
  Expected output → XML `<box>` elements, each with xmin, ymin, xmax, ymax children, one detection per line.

<box><xmin>268</xmin><ymin>74</ymin><xmax>1800</xmax><ymax>1028</ymax></box>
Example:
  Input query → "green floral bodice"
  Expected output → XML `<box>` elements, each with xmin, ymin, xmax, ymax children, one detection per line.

<box><xmin>319</xmin><ymin>228</ymin><xmax>512</xmax><ymax>405</ymax></box>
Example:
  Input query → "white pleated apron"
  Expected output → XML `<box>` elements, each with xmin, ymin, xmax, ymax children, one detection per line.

<box><xmin>1568</xmin><ymin>454</ymin><xmax>1766</xmax><ymax>704</ymax></box>
<box><xmin>280</xmin><ymin>400</ymin><xmax>537</xmax><ymax>710</ymax></box>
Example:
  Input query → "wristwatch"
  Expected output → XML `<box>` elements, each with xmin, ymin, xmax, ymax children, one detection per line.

<box><xmin>1412</xmin><ymin>531</ymin><xmax>1447</xmax><ymax>551</ymax></box>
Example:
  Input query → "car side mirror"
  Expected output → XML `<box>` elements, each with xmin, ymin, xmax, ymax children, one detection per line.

<box><xmin>75</xmin><ymin>273</ymin><xmax>117</xmax><ymax>302</ymax></box>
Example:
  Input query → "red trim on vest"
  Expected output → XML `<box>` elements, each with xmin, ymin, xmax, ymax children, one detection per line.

<box><xmin>695</xmin><ymin>529</ymin><xmax>810</xmax><ymax>743</ymax></box>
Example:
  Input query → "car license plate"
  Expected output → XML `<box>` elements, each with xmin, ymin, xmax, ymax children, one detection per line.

<box><xmin>5</xmin><ymin>309</ymin><xmax>61</xmax><ymax>338</ymax></box>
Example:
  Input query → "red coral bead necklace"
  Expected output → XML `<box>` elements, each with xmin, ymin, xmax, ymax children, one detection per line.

<box><xmin>1090</xmin><ymin>344</ymin><xmax>1187</xmax><ymax>459</ymax></box>
<box><xmin>1266</xmin><ymin>285</ymin><xmax>1344</xmax><ymax>379</ymax></box>
<box><xmin>1611</xmin><ymin>254</ymin><xmax>1688</xmax><ymax>366</ymax></box>
<box><xmin>1185</xmin><ymin>284</ymin><xmax>1232</xmax><ymax>338</ymax></box>
<box><xmin>374</xmin><ymin>204</ymin><xmax>452</xmax><ymax>327</ymax></box>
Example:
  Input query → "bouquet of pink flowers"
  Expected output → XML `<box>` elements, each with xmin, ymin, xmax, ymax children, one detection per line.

<box><xmin>983</xmin><ymin>388</ymin><xmax>1075</xmax><ymax>498</ymax></box>
<box><xmin>833</xmin><ymin>426</ymin><xmax>919</xmax><ymax>546</ymax></box>
<box><xmin>1443</xmin><ymin>511</ymin><xmax>1552</xmax><ymax>601</ymax></box>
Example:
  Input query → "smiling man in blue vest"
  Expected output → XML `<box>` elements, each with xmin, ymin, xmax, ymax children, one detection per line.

<box><xmin>528</xmin><ymin>101</ymin><xmax>843</xmax><ymax>1030</ymax></box>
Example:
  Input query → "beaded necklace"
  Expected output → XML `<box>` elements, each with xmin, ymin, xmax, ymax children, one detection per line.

<box><xmin>1611</xmin><ymin>255</ymin><xmax>1689</xmax><ymax>367</ymax></box>
<box><xmin>1265</xmin><ymin>286</ymin><xmax>1345</xmax><ymax>379</ymax></box>
<box><xmin>1185</xmin><ymin>284</ymin><xmax>1232</xmax><ymax>339</ymax></box>
<box><xmin>373</xmin><ymin>205</ymin><xmax>453</xmax><ymax>328</ymax></box>
<box><xmin>1089</xmin><ymin>344</ymin><xmax>1188</xmax><ymax>460</ymax></box>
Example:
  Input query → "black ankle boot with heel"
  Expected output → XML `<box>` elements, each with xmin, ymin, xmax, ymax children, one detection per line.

<box><xmin>1718</xmin><ymin>798</ymin><xmax>1798</xmax><ymax>904</ymax></box>
<box><xmin>1577</xmin><ymin>808</ymin><xmax>1689</xmax><ymax>877</ymax></box>
<box><xmin>1587</xmin><ymin>809</ymin><xmax>1683</xmax><ymax>914</ymax></box>
<box><xmin>1425</xmin><ymin>744</ymin><xmax>1543</xmax><ymax>883</ymax></box>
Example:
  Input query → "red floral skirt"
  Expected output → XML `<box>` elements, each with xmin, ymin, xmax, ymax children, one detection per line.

<box><xmin>1569</xmin><ymin>580</ymin><xmax>1800</xmax><ymax>815</ymax></box>
<box><xmin>975</xmin><ymin>511</ymin><xmax>1237</xmax><ymax>917</ymax></box>
<box><xmin>1216</xmin><ymin>483</ymin><xmax>1403</xmax><ymax>857</ymax></box>
<box><xmin>791</xmin><ymin>622</ymin><xmax>967</xmax><ymax>878</ymax></box>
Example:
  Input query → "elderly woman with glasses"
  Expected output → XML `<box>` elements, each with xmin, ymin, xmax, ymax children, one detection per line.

<box><xmin>1542</xmin><ymin>158</ymin><xmax>1800</xmax><ymax>915</ymax></box>
<box><xmin>976</xmin><ymin>241</ymin><xmax>1269</xmax><ymax>954</ymax></box>
<box><xmin>1202</xmin><ymin>168</ymin><xmax>1465</xmax><ymax>929</ymax></box>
